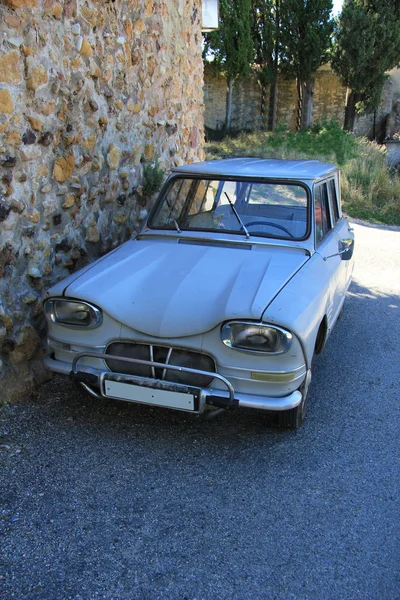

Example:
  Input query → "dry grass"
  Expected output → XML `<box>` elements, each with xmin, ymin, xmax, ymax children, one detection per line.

<box><xmin>341</xmin><ymin>141</ymin><xmax>400</xmax><ymax>225</ymax></box>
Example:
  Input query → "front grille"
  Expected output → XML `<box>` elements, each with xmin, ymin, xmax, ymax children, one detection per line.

<box><xmin>105</xmin><ymin>342</ymin><xmax>216</xmax><ymax>388</ymax></box>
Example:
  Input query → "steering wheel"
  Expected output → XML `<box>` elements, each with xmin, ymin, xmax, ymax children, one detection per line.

<box><xmin>244</xmin><ymin>220</ymin><xmax>295</xmax><ymax>238</ymax></box>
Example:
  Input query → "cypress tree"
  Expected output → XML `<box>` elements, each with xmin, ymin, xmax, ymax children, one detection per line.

<box><xmin>280</xmin><ymin>0</ymin><xmax>333</xmax><ymax>130</ymax></box>
<box><xmin>204</xmin><ymin>0</ymin><xmax>253</xmax><ymax>130</ymax></box>
<box><xmin>332</xmin><ymin>0</ymin><xmax>400</xmax><ymax>132</ymax></box>
<box><xmin>252</xmin><ymin>0</ymin><xmax>280</xmax><ymax>130</ymax></box>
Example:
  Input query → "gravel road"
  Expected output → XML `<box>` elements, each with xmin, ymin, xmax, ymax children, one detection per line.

<box><xmin>1</xmin><ymin>221</ymin><xmax>399</xmax><ymax>600</ymax></box>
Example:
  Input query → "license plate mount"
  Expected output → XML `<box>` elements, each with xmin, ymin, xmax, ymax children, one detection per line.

<box><xmin>103</xmin><ymin>379</ymin><xmax>198</xmax><ymax>411</ymax></box>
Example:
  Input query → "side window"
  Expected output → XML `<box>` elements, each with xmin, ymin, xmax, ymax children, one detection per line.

<box><xmin>314</xmin><ymin>183</ymin><xmax>331</xmax><ymax>244</ymax></box>
<box><xmin>328</xmin><ymin>179</ymin><xmax>339</xmax><ymax>225</ymax></box>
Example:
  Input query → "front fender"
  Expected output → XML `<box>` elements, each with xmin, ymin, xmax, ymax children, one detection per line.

<box><xmin>262</xmin><ymin>253</ymin><xmax>334</xmax><ymax>367</ymax></box>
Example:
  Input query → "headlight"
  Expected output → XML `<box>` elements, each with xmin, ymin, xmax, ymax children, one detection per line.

<box><xmin>221</xmin><ymin>321</ymin><xmax>292</xmax><ymax>354</ymax></box>
<box><xmin>44</xmin><ymin>298</ymin><xmax>102</xmax><ymax>329</ymax></box>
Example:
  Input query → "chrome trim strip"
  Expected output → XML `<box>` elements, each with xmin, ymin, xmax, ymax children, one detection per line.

<box><xmin>47</xmin><ymin>336</ymin><xmax>106</xmax><ymax>350</ymax></box>
<box><xmin>162</xmin><ymin>347</ymin><xmax>173</xmax><ymax>380</ymax></box>
<box><xmin>137</xmin><ymin>232</ymin><xmax>312</xmax><ymax>255</ymax></box>
<box><xmin>149</xmin><ymin>344</ymin><xmax>156</xmax><ymax>379</ymax></box>
<box><xmin>225</xmin><ymin>371</ymin><xmax>305</xmax><ymax>385</ymax></box>
<box><xmin>221</xmin><ymin>363</ymin><xmax>306</xmax><ymax>375</ymax></box>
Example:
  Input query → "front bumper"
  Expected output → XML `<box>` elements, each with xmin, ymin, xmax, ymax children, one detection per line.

<box><xmin>44</xmin><ymin>351</ymin><xmax>305</xmax><ymax>413</ymax></box>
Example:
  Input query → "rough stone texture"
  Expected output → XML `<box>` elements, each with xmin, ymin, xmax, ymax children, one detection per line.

<box><xmin>313</xmin><ymin>64</ymin><xmax>347</xmax><ymax>125</ymax></box>
<box><xmin>0</xmin><ymin>51</ymin><xmax>23</xmax><ymax>85</ymax></box>
<box><xmin>0</xmin><ymin>0</ymin><xmax>205</xmax><ymax>403</ymax></box>
<box><xmin>354</xmin><ymin>76</ymin><xmax>399</xmax><ymax>140</ymax></box>
<box><xmin>204</xmin><ymin>62</ymin><xmax>400</xmax><ymax>137</ymax></box>
<box><xmin>0</xmin><ymin>89</ymin><xmax>14</xmax><ymax>113</ymax></box>
<box><xmin>204</xmin><ymin>66</ymin><xmax>264</xmax><ymax>132</ymax></box>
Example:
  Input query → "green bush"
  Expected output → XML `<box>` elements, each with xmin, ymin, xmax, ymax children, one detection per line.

<box><xmin>142</xmin><ymin>161</ymin><xmax>165</xmax><ymax>199</ymax></box>
<box><xmin>206</xmin><ymin>122</ymin><xmax>400</xmax><ymax>225</ymax></box>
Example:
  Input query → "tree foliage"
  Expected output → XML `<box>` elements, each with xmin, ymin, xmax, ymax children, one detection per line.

<box><xmin>251</xmin><ymin>0</ymin><xmax>276</xmax><ymax>88</ymax></box>
<box><xmin>203</xmin><ymin>0</ymin><xmax>253</xmax><ymax>130</ymax></box>
<box><xmin>332</xmin><ymin>0</ymin><xmax>400</xmax><ymax>130</ymax></box>
<box><xmin>279</xmin><ymin>0</ymin><xmax>333</xmax><ymax>82</ymax></box>
<box><xmin>251</xmin><ymin>0</ymin><xmax>280</xmax><ymax>129</ymax></box>
<box><xmin>203</xmin><ymin>0</ymin><xmax>253</xmax><ymax>81</ymax></box>
<box><xmin>279</xmin><ymin>0</ymin><xmax>333</xmax><ymax>129</ymax></box>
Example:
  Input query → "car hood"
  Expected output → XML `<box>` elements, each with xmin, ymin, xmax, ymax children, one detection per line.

<box><xmin>62</xmin><ymin>238</ymin><xmax>309</xmax><ymax>338</ymax></box>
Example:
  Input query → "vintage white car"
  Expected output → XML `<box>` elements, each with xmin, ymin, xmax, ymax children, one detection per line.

<box><xmin>43</xmin><ymin>158</ymin><xmax>354</xmax><ymax>428</ymax></box>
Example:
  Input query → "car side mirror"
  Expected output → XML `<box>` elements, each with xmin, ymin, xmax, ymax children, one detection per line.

<box><xmin>323</xmin><ymin>239</ymin><xmax>354</xmax><ymax>261</ymax></box>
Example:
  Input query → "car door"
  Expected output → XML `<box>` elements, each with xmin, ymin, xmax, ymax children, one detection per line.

<box><xmin>327</xmin><ymin>177</ymin><xmax>354</xmax><ymax>297</ymax></box>
<box><xmin>313</xmin><ymin>180</ymin><xmax>346</xmax><ymax>327</ymax></box>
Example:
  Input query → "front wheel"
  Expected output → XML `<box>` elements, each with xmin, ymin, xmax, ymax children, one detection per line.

<box><xmin>275</xmin><ymin>371</ymin><xmax>311</xmax><ymax>429</ymax></box>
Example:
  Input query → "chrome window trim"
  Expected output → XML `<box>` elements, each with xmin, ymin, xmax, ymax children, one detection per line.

<box><xmin>326</xmin><ymin>177</ymin><xmax>340</xmax><ymax>226</ymax></box>
<box><xmin>147</xmin><ymin>174</ymin><xmax>312</xmax><ymax>242</ymax></box>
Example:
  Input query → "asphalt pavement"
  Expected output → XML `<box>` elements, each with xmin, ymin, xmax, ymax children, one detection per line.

<box><xmin>1</xmin><ymin>221</ymin><xmax>399</xmax><ymax>600</ymax></box>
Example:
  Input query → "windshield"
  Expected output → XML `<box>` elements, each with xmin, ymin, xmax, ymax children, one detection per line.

<box><xmin>149</xmin><ymin>177</ymin><xmax>309</xmax><ymax>240</ymax></box>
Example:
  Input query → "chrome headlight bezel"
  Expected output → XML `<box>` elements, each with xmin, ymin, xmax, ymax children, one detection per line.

<box><xmin>44</xmin><ymin>298</ymin><xmax>103</xmax><ymax>329</ymax></box>
<box><xmin>221</xmin><ymin>321</ymin><xmax>292</xmax><ymax>355</ymax></box>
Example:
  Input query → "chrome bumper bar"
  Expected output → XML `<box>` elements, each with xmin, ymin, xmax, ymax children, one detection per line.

<box><xmin>71</xmin><ymin>351</ymin><xmax>237</xmax><ymax>412</ymax></box>
<box><xmin>44</xmin><ymin>352</ymin><xmax>304</xmax><ymax>413</ymax></box>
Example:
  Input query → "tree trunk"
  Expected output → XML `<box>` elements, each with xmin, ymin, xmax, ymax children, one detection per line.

<box><xmin>296</xmin><ymin>79</ymin><xmax>302</xmax><ymax>130</ymax></box>
<box><xmin>268</xmin><ymin>79</ymin><xmax>278</xmax><ymax>131</ymax></box>
<box><xmin>300</xmin><ymin>80</ymin><xmax>314</xmax><ymax>130</ymax></box>
<box><xmin>344</xmin><ymin>89</ymin><xmax>362</xmax><ymax>132</ymax></box>
<box><xmin>270</xmin><ymin>0</ymin><xmax>280</xmax><ymax>131</ymax></box>
<box><xmin>226</xmin><ymin>77</ymin><xmax>234</xmax><ymax>131</ymax></box>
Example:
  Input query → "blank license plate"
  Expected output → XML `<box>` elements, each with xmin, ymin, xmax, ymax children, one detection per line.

<box><xmin>104</xmin><ymin>380</ymin><xmax>195</xmax><ymax>411</ymax></box>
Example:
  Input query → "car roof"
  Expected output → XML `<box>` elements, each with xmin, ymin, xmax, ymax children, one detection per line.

<box><xmin>172</xmin><ymin>158</ymin><xmax>338</xmax><ymax>180</ymax></box>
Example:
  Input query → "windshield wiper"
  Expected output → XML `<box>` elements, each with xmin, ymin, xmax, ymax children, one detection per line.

<box><xmin>171</xmin><ymin>218</ymin><xmax>181</xmax><ymax>233</ymax></box>
<box><xmin>224</xmin><ymin>192</ymin><xmax>250</xmax><ymax>239</ymax></box>
<box><xmin>165</xmin><ymin>199</ymin><xmax>181</xmax><ymax>233</ymax></box>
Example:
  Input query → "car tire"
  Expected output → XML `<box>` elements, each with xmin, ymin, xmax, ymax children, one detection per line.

<box><xmin>275</xmin><ymin>372</ymin><xmax>311</xmax><ymax>429</ymax></box>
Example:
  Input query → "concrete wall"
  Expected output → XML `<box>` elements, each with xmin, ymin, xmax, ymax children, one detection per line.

<box><xmin>0</xmin><ymin>0</ymin><xmax>205</xmax><ymax>402</ymax></box>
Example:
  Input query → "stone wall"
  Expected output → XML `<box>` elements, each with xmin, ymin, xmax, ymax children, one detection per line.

<box><xmin>354</xmin><ymin>77</ymin><xmax>397</xmax><ymax>139</ymax></box>
<box><xmin>0</xmin><ymin>0</ymin><xmax>205</xmax><ymax>403</ymax></box>
<box><xmin>204</xmin><ymin>62</ymin><xmax>400</xmax><ymax>137</ymax></box>
<box><xmin>204</xmin><ymin>67</ymin><xmax>265</xmax><ymax>132</ymax></box>
<box><xmin>312</xmin><ymin>64</ymin><xmax>347</xmax><ymax>125</ymax></box>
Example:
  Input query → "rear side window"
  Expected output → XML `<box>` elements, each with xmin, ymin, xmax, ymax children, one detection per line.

<box><xmin>328</xmin><ymin>179</ymin><xmax>339</xmax><ymax>224</ymax></box>
<box><xmin>314</xmin><ymin>183</ymin><xmax>331</xmax><ymax>244</ymax></box>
